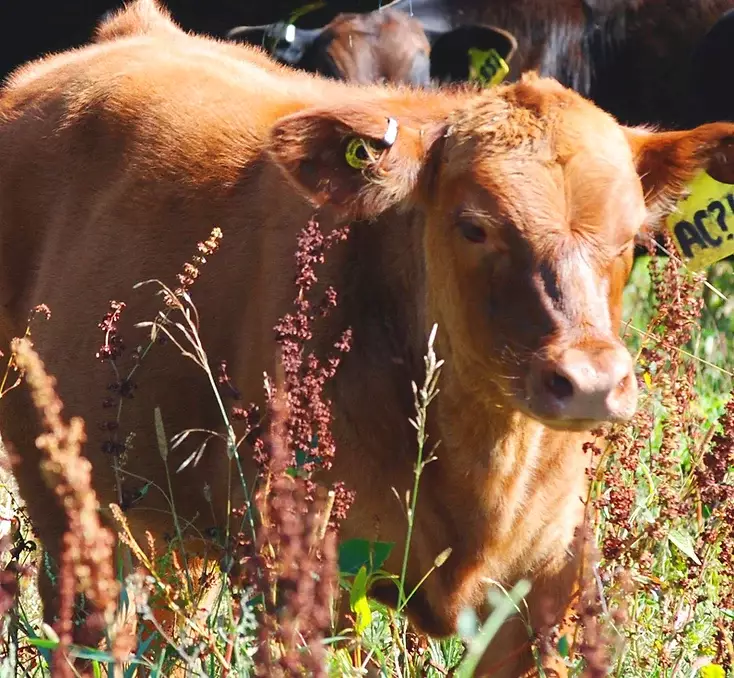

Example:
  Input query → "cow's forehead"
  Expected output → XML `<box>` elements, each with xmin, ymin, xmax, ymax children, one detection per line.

<box><xmin>477</xmin><ymin>155</ymin><xmax>646</xmax><ymax>248</ymax></box>
<box><xmin>445</xmin><ymin>87</ymin><xmax>646</xmax><ymax>248</ymax></box>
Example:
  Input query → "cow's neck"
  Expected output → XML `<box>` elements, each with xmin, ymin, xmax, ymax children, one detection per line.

<box><xmin>331</xmin><ymin>209</ymin><xmax>587</xmax><ymax>517</ymax></box>
<box><xmin>328</xmin><ymin>207</ymin><xmax>590</xmax><ymax>581</ymax></box>
<box><xmin>434</xmin><ymin>363</ymin><xmax>583</xmax><ymax>527</ymax></box>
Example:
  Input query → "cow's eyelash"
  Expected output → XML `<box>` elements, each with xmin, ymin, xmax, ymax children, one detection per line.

<box><xmin>457</xmin><ymin>219</ymin><xmax>487</xmax><ymax>243</ymax></box>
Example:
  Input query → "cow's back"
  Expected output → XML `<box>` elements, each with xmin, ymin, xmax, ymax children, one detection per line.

<box><xmin>0</xmin><ymin>34</ymin><xmax>328</xmax><ymax>549</ymax></box>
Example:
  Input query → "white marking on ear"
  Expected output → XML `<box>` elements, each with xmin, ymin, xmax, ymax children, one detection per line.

<box><xmin>285</xmin><ymin>24</ymin><xmax>296</xmax><ymax>43</ymax></box>
<box><xmin>384</xmin><ymin>117</ymin><xmax>399</xmax><ymax>147</ymax></box>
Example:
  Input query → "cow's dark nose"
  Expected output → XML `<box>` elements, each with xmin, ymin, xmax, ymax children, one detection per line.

<box><xmin>528</xmin><ymin>343</ymin><xmax>638</xmax><ymax>426</ymax></box>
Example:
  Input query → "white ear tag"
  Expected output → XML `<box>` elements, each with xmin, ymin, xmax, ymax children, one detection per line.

<box><xmin>383</xmin><ymin>117</ymin><xmax>399</xmax><ymax>147</ymax></box>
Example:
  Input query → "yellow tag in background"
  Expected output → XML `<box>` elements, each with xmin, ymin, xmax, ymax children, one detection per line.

<box><xmin>665</xmin><ymin>170</ymin><xmax>734</xmax><ymax>271</ymax></box>
<box><xmin>468</xmin><ymin>48</ymin><xmax>510</xmax><ymax>88</ymax></box>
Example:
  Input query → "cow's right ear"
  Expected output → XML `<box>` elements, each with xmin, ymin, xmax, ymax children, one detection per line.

<box><xmin>267</xmin><ymin>105</ymin><xmax>446</xmax><ymax>219</ymax></box>
<box><xmin>624</xmin><ymin>122</ymin><xmax>734</xmax><ymax>221</ymax></box>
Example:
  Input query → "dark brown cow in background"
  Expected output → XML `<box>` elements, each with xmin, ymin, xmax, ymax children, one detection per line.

<box><xmin>226</xmin><ymin>7</ymin><xmax>517</xmax><ymax>86</ymax></box>
<box><xmin>227</xmin><ymin>9</ymin><xmax>436</xmax><ymax>86</ymax></box>
<box><xmin>220</xmin><ymin>0</ymin><xmax>734</xmax><ymax>129</ymax></box>
<box><xmin>225</xmin><ymin>0</ymin><xmax>601</xmax><ymax>91</ymax></box>
<box><xmin>587</xmin><ymin>0</ymin><xmax>734</xmax><ymax>128</ymax></box>
<box><xmin>227</xmin><ymin>9</ymin><xmax>517</xmax><ymax>86</ymax></box>
<box><xmin>4</xmin><ymin>0</ymin><xmax>734</xmax><ymax>130</ymax></box>
<box><xmin>4</xmin><ymin>1</ymin><xmax>734</xmax><ymax>675</ymax></box>
<box><xmin>366</xmin><ymin>0</ymin><xmax>734</xmax><ymax>129</ymax></box>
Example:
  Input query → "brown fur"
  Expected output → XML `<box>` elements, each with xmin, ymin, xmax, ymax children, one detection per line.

<box><xmin>2</xmin><ymin>2</ymin><xmax>734</xmax><ymax>675</ymax></box>
<box><xmin>93</xmin><ymin>0</ymin><xmax>284</xmax><ymax>74</ymax></box>
<box><xmin>93</xmin><ymin>0</ymin><xmax>181</xmax><ymax>42</ymax></box>
<box><xmin>317</xmin><ymin>9</ymin><xmax>431</xmax><ymax>84</ymax></box>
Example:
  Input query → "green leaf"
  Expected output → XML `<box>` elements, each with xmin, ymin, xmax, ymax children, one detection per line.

<box><xmin>19</xmin><ymin>625</ymin><xmax>53</xmax><ymax>664</ymax></box>
<box><xmin>339</xmin><ymin>539</ymin><xmax>394</xmax><ymax>576</ymax></box>
<box><xmin>668</xmin><ymin>528</ymin><xmax>702</xmax><ymax>565</ymax></box>
<box><xmin>70</xmin><ymin>647</ymin><xmax>119</xmax><ymax>663</ymax></box>
<box><xmin>700</xmin><ymin>665</ymin><xmax>726</xmax><ymax>678</ymax></box>
<box><xmin>26</xmin><ymin>638</ymin><xmax>58</xmax><ymax>650</ymax></box>
<box><xmin>349</xmin><ymin>565</ymin><xmax>372</xmax><ymax>635</ymax></box>
<box><xmin>557</xmin><ymin>634</ymin><xmax>570</xmax><ymax>658</ymax></box>
<box><xmin>26</xmin><ymin>639</ymin><xmax>149</xmax><ymax>666</ymax></box>
<box><xmin>353</xmin><ymin>596</ymin><xmax>372</xmax><ymax>635</ymax></box>
<box><xmin>350</xmin><ymin>565</ymin><xmax>368</xmax><ymax>609</ymax></box>
<box><xmin>455</xmin><ymin>579</ymin><xmax>532</xmax><ymax>678</ymax></box>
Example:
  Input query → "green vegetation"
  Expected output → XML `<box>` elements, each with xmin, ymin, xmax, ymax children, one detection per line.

<box><xmin>0</xmin><ymin>234</ymin><xmax>733</xmax><ymax>677</ymax></box>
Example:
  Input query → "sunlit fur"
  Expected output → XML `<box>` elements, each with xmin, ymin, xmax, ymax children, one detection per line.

<box><xmin>2</xmin><ymin>2</ymin><xmax>734</xmax><ymax>676</ymax></box>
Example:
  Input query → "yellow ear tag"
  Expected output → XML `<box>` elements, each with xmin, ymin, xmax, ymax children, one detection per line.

<box><xmin>468</xmin><ymin>47</ymin><xmax>510</xmax><ymax>88</ymax></box>
<box><xmin>345</xmin><ymin>137</ymin><xmax>378</xmax><ymax>170</ymax></box>
<box><xmin>665</xmin><ymin>169</ymin><xmax>734</xmax><ymax>271</ymax></box>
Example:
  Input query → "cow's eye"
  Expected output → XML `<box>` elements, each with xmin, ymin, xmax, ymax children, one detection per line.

<box><xmin>458</xmin><ymin>220</ymin><xmax>487</xmax><ymax>244</ymax></box>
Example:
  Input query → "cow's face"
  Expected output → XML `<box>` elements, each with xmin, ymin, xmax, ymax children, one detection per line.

<box><xmin>419</xmin><ymin>80</ymin><xmax>644</xmax><ymax>430</ymax></box>
<box><xmin>267</xmin><ymin>75</ymin><xmax>734</xmax><ymax>430</ymax></box>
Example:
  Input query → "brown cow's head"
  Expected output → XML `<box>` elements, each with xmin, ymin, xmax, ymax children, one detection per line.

<box><xmin>227</xmin><ymin>10</ymin><xmax>432</xmax><ymax>85</ymax></box>
<box><xmin>227</xmin><ymin>9</ymin><xmax>517</xmax><ymax>88</ymax></box>
<box><xmin>268</xmin><ymin>74</ymin><xmax>734</xmax><ymax>431</ymax></box>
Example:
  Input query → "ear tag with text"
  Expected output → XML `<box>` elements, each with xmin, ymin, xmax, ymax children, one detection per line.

<box><xmin>468</xmin><ymin>48</ymin><xmax>509</xmax><ymax>88</ymax></box>
<box><xmin>665</xmin><ymin>170</ymin><xmax>734</xmax><ymax>271</ymax></box>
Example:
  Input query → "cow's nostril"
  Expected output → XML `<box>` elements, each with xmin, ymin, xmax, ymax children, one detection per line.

<box><xmin>544</xmin><ymin>370</ymin><xmax>574</xmax><ymax>401</ymax></box>
<box><xmin>529</xmin><ymin>346</ymin><xmax>637</xmax><ymax>424</ymax></box>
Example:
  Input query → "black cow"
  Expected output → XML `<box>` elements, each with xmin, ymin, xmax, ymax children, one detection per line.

<box><xmin>687</xmin><ymin>7</ymin><xmax>734</xmax><ymax>127</ymax></box>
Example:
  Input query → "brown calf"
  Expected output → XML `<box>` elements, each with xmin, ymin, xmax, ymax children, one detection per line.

<box><xmin>1</xmin><ymin>1</ymin><xmax>733</xmax><ymax>675</ymax></box>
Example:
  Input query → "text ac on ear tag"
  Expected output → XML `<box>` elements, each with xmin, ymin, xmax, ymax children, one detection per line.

<box><xmin>467</xmin><ymin>47</ymin><xmax>510</xmax><ymax>88</ymax></box>
<box><xmin>665</xmin><ymin>170</ymin><xmax>734</xmax><ymax>271</ymax></box>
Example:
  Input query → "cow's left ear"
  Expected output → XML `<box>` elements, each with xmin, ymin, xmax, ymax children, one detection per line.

<box><xmin>268</xmin><ymin>104</ymin><xmax>446</xmax><ymax>219</ymax></box>
<box><xmin>624</xmin><ymin>122</ymin><xmax>734</xmax><ymax>219</ymax></box>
